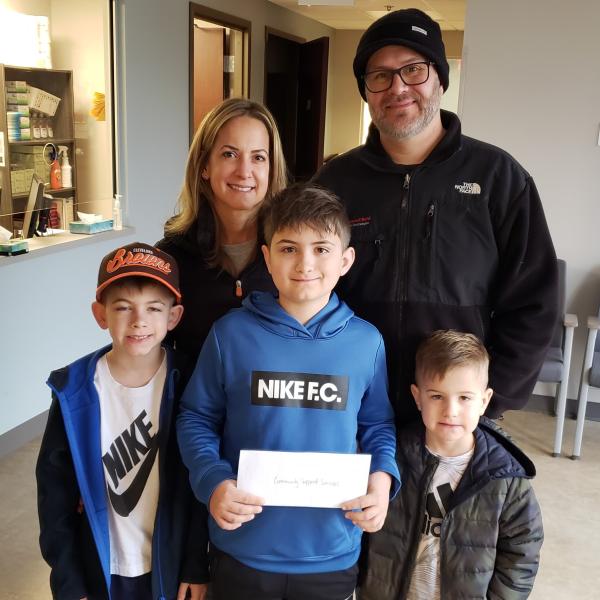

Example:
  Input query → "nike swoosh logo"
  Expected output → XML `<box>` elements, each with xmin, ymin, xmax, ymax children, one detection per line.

<box><xmin>108</xmin><ymin>435</ymin><xmax>159</xmax><ymax>517</ymax></box>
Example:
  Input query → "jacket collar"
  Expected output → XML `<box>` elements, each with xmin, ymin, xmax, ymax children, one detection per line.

<box><xmin>162</xmin><ymin>200</ymin><xmax>268</xmax><ymax>262</ymax></box>
<box><xmin>242</xmin><ymin>291</ymin><xmax>354</xmax><ymax>339</ymax></box>
<box><xmin>400</xmin><ymin>415</ymin><xmax>535</xmax><ymax>484</ymax></box>
<box><xmin>48</xmin><ymin>344</ymin><xmax>178</xmax><ymax>398</ymax></box>
<box><xmin>360</xmin><ymin>109</ymin><xmax>462</xmax><ymax>172</ymax></box>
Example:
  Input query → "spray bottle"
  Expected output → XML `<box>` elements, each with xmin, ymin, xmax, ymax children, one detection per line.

<box><xmin>47</xmin><ymin>143</ymin><xmax>62</xmax><ymax>190</ymax></box>
<box><xmin>113</xmin><ymin>194</ymin><xmax>123</xmax><ymax>230</ymax></box>
<box><xmin>58</xmin><ymin>146</ymin><xmax>72</xmax><ymax>188</ymax></box>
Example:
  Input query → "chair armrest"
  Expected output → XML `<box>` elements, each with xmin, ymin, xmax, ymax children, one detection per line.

<box><xmin>588</xmin><ymin>316</ymin><xmax>600</xmax><ymax>330</ymax></box>
<box><xmin>564</xmin><ymin>313</ymin><xmax>578</xmax><ymax>328</ymax></box>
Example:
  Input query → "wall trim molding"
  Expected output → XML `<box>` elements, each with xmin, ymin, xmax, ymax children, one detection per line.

<box><xmin>526</xmin><ymin>394</ymin><xmax>600</xmax><ymax>421</ymax></box>
<box><xmin>0</xmin><ymin>410</ymin><xmax>48</xmax><ymax>459</ymax></box>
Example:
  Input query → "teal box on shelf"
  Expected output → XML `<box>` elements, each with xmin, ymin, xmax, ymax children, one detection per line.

<box><xmin>69</xmin><ymin>219</ymin><xmax>114</xmax><ymax>234</ymax></box>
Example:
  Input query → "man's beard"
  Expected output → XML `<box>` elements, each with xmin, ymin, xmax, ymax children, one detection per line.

<box><xmin>370</xmin><ymin>85</ymin><xmax>442</xmax><ymax>140</ymax></box>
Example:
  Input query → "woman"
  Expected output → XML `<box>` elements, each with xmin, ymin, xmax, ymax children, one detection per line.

<box><xmin>158</xmin><ymin>98</ymin><xmax>288</xmax><ymax>361</ymax></box>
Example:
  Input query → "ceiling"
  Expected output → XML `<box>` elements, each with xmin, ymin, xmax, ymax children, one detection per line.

<box><xmin>267</xmin><ymin>0</ymin><xmax>465</xmax><ymax>31</ymax></box>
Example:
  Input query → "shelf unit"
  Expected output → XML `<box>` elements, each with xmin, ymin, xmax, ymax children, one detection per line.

<box><xmin>0</xmin><ymin>64</ymin><xmax>77</xmax><ymax>233</ymax></box>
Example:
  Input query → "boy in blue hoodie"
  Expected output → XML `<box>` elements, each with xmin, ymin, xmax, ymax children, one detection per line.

<box><xmin>177</xmin><ymin>184</ymin><xmax>400</xmax><ymax>600</ymax></box>
<box><xmin>36</xmin><ymin>243</ymin><xmax>208</xmax><ymax>600</ymax></box>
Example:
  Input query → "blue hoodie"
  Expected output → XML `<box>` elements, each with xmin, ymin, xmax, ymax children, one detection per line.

<box><xmin>177</xmin><ymin>291</ymin><xmax>400</xmax><ymax>574</ymax></box>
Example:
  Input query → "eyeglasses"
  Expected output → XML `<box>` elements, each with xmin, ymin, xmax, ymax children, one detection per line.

<box><xmin>363</xmin><ymin>61</ymin><xmax>435</xmax><ymax>93</ymax></box>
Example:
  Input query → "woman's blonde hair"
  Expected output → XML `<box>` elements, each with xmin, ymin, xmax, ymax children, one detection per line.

<box><xmin>165</xmin><ymin>98</ymin><xmax>288</xmax><ymax>264</ymax></box>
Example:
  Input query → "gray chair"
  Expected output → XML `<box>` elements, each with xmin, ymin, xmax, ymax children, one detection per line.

<box><xmin>537</xmin><ymin>259</ymin><xmax>577</xmax><ymax>456</ymax></box>
<box><xmin>571</xmin><ymin>306</ymin><xmax>600</xmax><ymax>459</ymax></box>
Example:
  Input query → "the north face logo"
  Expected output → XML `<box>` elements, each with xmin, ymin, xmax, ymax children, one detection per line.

<box><xmin>454</xmin><ymin>182</ymin><xmax>481</xmax><ymax>194</ymax></box>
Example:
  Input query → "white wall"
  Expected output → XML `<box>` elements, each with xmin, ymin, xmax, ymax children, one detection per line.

<box><xmin>0</xmin><ymin>0</ymin><xmax>335</xmax><ymax>437</ymax></box>
<box><xmin>1</xmin><ymin>0</ymin><xmax>47</xmax><ymax>12</ymax></box>
<box><xmin>461</xmin><ymin>0</ymin><xmax>600</xmax><ymax>402</ymax></box>
<box><xmin>328</xmin><ymin>30</ymin><xmax>363</xmax><ymax>156</ymax></box>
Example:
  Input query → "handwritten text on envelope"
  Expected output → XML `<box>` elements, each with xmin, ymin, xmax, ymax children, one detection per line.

<box><xmin>237</xmin><ymin>450</ymin><xmax>371</xmax><ymax>508</ymax></box>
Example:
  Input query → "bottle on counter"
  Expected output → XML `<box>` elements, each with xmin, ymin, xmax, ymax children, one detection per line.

<box><xmin>113</xmin><ymin>194</ymin><xmax>123</xmax><ymax>230</ymax></box>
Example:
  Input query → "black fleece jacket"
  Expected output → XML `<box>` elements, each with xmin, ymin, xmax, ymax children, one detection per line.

<box><xmin>315</xmin><ymin>111</ymin><xmax>558</xmax><ymax>423</ymax></box>
<box><xmin>156</xmin><ymin>214</ymin><xmax>276</xmax><ymax>363</ymax></box>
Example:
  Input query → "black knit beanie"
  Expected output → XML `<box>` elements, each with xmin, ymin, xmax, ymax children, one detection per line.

<box><xmin>353</xmin><ymin>8</ymin><xmax>449</xmax><ymax>100</ymax></box>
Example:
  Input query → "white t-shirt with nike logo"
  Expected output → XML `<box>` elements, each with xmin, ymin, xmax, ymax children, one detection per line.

<box><xmin>95</xmin><ymin>353</ymin><xmax>165</xmax><ymax>577</ymax></box>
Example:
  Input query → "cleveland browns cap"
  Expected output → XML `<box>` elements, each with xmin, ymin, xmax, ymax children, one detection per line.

<box><xmin>96</xmin><ymin>242</ymin><xmax>181</xmax><ymax>303</ymax></box>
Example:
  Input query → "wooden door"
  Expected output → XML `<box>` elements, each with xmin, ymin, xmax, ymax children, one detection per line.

<box><xmin>193</xmin><ymin>27</ymin><xmax>224</xmax><ymax>133</ymax></box>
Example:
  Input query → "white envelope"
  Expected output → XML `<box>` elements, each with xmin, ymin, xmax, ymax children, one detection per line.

<box><xmin>237</xmin><ymin>450</ymin><xmax>371</xmax><ymax>508</ymax></box>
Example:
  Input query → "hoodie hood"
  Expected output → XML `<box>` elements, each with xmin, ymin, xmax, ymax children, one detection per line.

<box><xmin>476</xmin><ymin>416</ymin><xmax>536</xmax><ymax>478</ymax></box>
<box><xmin>242</xmin><ymin>291</ymin><xmax>354</xmax><ymax>340</ymax></box>
<box><xmin>399</xmin><ymin>415</ymin><xmax>536</xmax><ymax>491</ymax></box>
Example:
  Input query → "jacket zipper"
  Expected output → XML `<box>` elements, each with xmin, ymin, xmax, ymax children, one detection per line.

<box><xmin>398</xmin><ymin>173</ymin><xmax>411</xmax><ymax>307</ymax></box>
<box><xmin>154</xmin><ymin>355</ymin><xmax>177</xmax><ymax>600</ymax></box>
<box><xmin>424</xmin><ymin>202</ymin><xmax>436</xmax><ymax>287</ymax></box>
<box><xmin>235</xmin><ymin>279</ymin><xmax>242</xmax><ymax>298</ymax></box>
<box><xmin>424</xmin><ymin>202</ymin><xmax>435</xmax><ymax>240</ymax></box>
<box><xmin>401</xmin><ymin>454</ymin><xmax>438</xmax><ymax>597</ymax></box>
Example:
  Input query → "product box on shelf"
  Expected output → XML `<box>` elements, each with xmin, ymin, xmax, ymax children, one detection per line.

<box><xmin>63</xmin><ymin>197</ymin><xmax>74</xmax><ymax>225</ymax></box>
<box><xmin>10</xmin><ymin>168</ymin><xmax>35</xmax><ymax>194</ymax></box>
<box><xmin>6</xmin><ymin>92</ymin><xmax>29</xmax><ymax>105</ymax></box>
<box><xmin>7</xmin><ymin>104</ymin><xmax>30</xmax><ymax>116</ymax></box>
<box><xmin>6</xmin><ymin>80</ymin><xmax>28</xmax><ymax>93</ymax></box>
<box><xmin>11</xmin><ymin>150</ymin><xmax>50</xmax><ymax>183</ymax></box>
<box><xmin>45</xmin><ymin>196</ymin><xmax>74</xmax><ymax>230</ymax></box>
<box><xmin>28</xmin><ymin>86</ymin><xmax>61</xmax><ymax>116</ymax></box>
<box><xmin>11</xmin><ymin>145</ymin><xmax>46</xmax><ymax>155</ymax></box>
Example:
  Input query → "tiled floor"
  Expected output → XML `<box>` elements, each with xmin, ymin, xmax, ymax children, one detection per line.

<box><xmin>1</xmin><ymin>409</ymin><xmax>599</xmax><ymax>599</ymax></box>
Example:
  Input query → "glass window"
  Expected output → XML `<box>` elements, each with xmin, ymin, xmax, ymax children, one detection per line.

<box><xmin>0</xmin><ymin>0</ymin><xmax>116</xmax><ymax>253</ymax></box>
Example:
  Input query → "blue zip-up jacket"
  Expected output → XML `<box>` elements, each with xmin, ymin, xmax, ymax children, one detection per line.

<box><xmin>177</xmin><ymin>291</ymin><xmax>400</xmax><ymax>575</ymax></box>
<box><xmin>36</xmin><ymin>345</ymin><xmax>209</xmax><ymax>600</ymax></box>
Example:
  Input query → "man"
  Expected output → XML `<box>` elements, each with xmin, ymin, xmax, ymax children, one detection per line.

<box><xmin>314</xmin><ymin>8</ymin><xmax>558</xmax><ymax>425</ymax></box>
